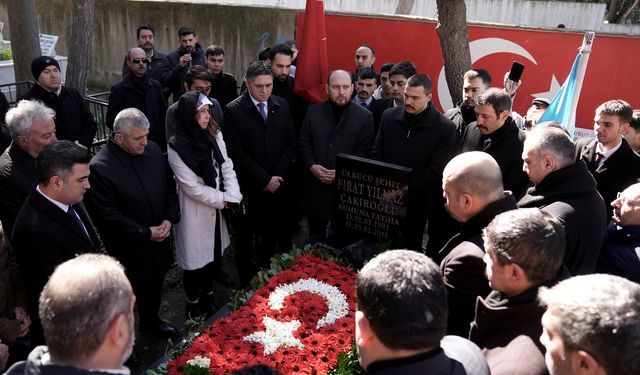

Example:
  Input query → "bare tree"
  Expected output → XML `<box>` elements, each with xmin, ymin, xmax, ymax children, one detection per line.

<box><xmin>606</xmin><ymin>0</ymin><xmax>639</xmax><ymax>23</ymax></box>
<box><xmin>435</xmin><ymin>0</ymin><xmax>471</xmax><ymax>105</ymax></box>
<box><xmin>395</xmin><ymin>0</ymin><xmax>415</xmax><ymax>14</ymax></box>
<box><xmin>7</xmin><ymin>0</ymin><xmax>41</xmax><ymax>85</ymax></box>
<box><xmin>66</xmin><ymin>0</ymin><xmax>95</xmax><ymax>93</ymax></box>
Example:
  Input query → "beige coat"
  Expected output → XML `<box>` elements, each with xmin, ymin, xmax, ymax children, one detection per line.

<box><xmin>168</xmin><ymin>132</ymin><xmax>242</xmax><ymax>270</ymax></box>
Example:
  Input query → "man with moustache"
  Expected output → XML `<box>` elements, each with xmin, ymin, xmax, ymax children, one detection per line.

<box><xmin>121</xmin><ymin>25</ymin><xmax>168</xmax><ymax>90</ymax></box>
<box><xmin>354</xmin><ymin>68</ymin><xmax>386</xmax><ymax>132</ymax></box>
<box><xmin>299</xmin><ymin>69</ymin><xmax>374</xmax><ymax>243</ymax></box>
<box><xmin>23</xmin><ymin>56</ymin><xmax>97</xmax><ymax>148</ymax></box>
<box><xmin>5</xmin><ymin>254</ymin><xmax>136</xmax><ymax>375</ymax></box>
<box><xmin>462</xmin><ymin>88</ymin><xmax>529</xmax><ymax>200</ymax></box>
<box><xmin>445</xmin><ymin>69</ymin><xmax>491</xmax><ymax>151</ymax></box>
<box><xmin>107</xmin><ymin>47</ymin><xmax>167</xmax><ymax>151</ymax></box>
<box><xmin>163</xmin><ymin>26</ymin><xmax>206</xmax><ymax>102</ymax></box>
<box><xmin>372</xmin><ymin>73</ymin><xmax>456</xmax><ymax>252</ymax></box>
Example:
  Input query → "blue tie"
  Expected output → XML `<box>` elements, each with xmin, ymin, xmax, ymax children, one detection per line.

<box><xmin>257</xmin><ymin>102</ymin><xmax>267</xmax><ymax>122</ymax></box>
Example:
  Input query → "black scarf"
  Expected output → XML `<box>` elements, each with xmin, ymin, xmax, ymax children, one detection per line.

<box><xmin>168</xmin><ymin>91</ymin><xmax>225</xmax><ymax>188</ymax></box>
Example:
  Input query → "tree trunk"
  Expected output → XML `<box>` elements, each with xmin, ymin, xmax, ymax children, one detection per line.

<box><xmin>609</xmin><ymin>0</ymin><xmax>639</xmax><ymax>23</ymax></box>
<box><xmin>435</xmin><ymin>0</ymin><xmax>471</xmax><ymax>105</ymax></box>
<box><xmin>66</xmin><ymin>0</ymin><xmax>95</xmax><ymax>93</ymax></box>
<box><xmin>395</xmin><ymin>0</ymin><xmax>415</xmax><ymax>15</ymax></box>
<box><xmin>6</xmin><ymin>0</ymin><xmax>41</xmax><ymax>88</ymax></box>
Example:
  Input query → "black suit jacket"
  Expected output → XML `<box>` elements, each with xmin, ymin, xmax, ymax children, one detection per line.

<box><xmin>575</xmin><ymin>137</ymin><xmax>640</xmax><ymax>219</ymax></box>
<box><xmin>0</xmin><ymin>144</ymin><xmax>37</xmax><ymax>239</ymax></box>
<box><xmin>12</xmin><ymin>190</ymin><xmax>100</xmax><ymax>315</ymax></box>
<box><xmin>462</xmin><ymin>117</ymin><xmax>530</xmax><ymax>200</ymax></box>
<box><xmin>223</xmin><ymin>91</ymin><xmax>296</xmax><ymax>195</ymax></box>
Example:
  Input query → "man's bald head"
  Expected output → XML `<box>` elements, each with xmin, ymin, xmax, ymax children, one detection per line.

<box><xmin>443</xmin><ymin>151</ymin><xmax>504</xmax><ymax>199</ymax></box>
<box><xmin>327</xmin><ymin>70</ymin><xmax>353</xmax><ymax>106</ymax></box>
<box><xmin>328</xmin><ymin>69</ymin><xmax>352</xmax><ymax>85</ymax></box>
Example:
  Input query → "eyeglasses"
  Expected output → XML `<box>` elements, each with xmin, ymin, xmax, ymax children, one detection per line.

<box><xmin>616</xmin><ymin>192</ymin><xmax>640</xmax><ymax>207</ymax></box>
<box><xmin>130</xmin><ymin>58</ymin><xmax>149</xmax><ymax>65</ymax></box>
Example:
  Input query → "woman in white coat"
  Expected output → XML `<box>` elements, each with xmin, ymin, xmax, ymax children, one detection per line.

<box><xmin>167</xmin><ymin>91</ymin><xmax>242</xmax><ymax>317</ymax></box>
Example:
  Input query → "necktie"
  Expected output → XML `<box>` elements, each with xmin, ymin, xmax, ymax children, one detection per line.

<box><xmin>257</xmin><ymin>102</ymin><xmax>267</xmax><ymax>122</ymax></box>
<box><xmin>482</xmin><ymin>138</ymin><xmax>492</xmax><ymax>151</ymax></box>
<box><xmin>360</xmin><ymin>101</ymin><xmax>368</xmax><ymax>108</ymax></box>
<box><xmin>67</xmin><ymin>206</ymin><xmax>88</xmax><ymax>238</ymax></box>
<box><xmin>592</xmin><ymin>152</ymin><xmax>604</xmax><ymax>170</ymax></box>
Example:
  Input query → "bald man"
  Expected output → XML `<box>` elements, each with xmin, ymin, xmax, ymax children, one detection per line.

<box><xmin>299</xmin><ymin>69</ymin><xmax>374</xmax><ymax>243</ymax></box>
<box><xmin>437</xmin><ymin>151</ymin><xmax>518</xmax><ymax>337</ymax></box>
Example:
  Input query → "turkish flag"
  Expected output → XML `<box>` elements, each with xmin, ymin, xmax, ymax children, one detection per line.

<box><xmin>294</xmin><ymin>0</ymin><xmax>329</xmax><ymax>104</ymax></box>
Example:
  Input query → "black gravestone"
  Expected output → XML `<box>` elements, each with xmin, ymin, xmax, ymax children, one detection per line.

<box><xmin>334</xmin><ymin>154</ymin><xmax>411</xmax><ymax>244</ymax></box>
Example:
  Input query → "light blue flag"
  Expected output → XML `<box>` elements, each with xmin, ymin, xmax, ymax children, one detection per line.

<box><xmin>538</xmin><ymin>32</ymin><xmax>594</xmax><ymax>139</ymax></box>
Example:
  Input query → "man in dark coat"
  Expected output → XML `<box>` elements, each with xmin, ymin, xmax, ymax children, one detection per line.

<box><xmin>162</xmin><ymin>26</ymin><xmax>206</xmax><ymax>103</ymax></box>
<box><xmin>438</xmin><ymin>152</ymin><xmax>518</xmax><ymax>337</ymax></box>
<box><xmin>86</xmin><ymin>108</ymin><xmax>180</xmax><ymax>337</ymax></box>
<box><xmin>445</xmin><ymin>68</ymin><xmax>491</xmax><ymax>152</ymax></box>
<box><xmin>353</xmin><ymin>67</ymin><xmax>387</xmax><ymax>133</ymax></box>
<box><xmin>269</xmin><ymin>44</ymin><xmax>309</xmax><ymax>134</ymax></box>
<box><xmin>11</xmin><ymin>141</ymin><xmax>99</xmax><ymax>344</ymax></box>
<box><xmin>5</xmin><ymin>254</ymin><xmax>135</xmax><ymax>375</ymax></box>
<box><xmin>596</xmin><ymin>182</ymin><xmax>640</xmax><ymax>282</ymax></box>
<box><xmin>224</xmin><ymin>62</ymin><xmax>295</xmax><ymax>277</ymax></box>
<box><xmin>299</xmin><ymin>69</ymin><xmax>374</xmax><ymax>242</ymax></box>
<box><xmin>0</xmin><ymin>100</ymin><xmax>57</xmax><ymax>239</ymax></box>
<box><xmin>519</xmin><ymin>125</ymin><xmax>607</xmax><ymax>275</ymax></box>
<box><xmin>205</xmin><ymin>45</ymin><xmax>238</xmax><ymax>108</ymax></box>
<box><xmin>470</xmin><ymin>208</ymin><xmax>567</xmax><ymax>375</ymax></box>
<box><xmin>121</xmin><ymin>25</ymin><xmax>168</xmax><ymax>91</ymax></box>
<box><xmin>371</xmin><ymin>73</ymin><xmax>456</xmax><ymax>251</ymax></box>
<box><xmin>107</xmin><ymin>47</ymin><xmax>167</xmax><ymax>151</ymax></box>
<box><xmin>575</xmin><ymin>99</ymin><xmax>640</xmax><ymax>220</ymax></box>
<box><xmin>356</xmin><ymin>250</ymin><xmax>468</xmax><ymax>375</ymax></box>
<box><xmin>462</xmin><ymin>88</ymin><xmax>529</xmax><ymax>200</ymax></box>
<box><xmin>23</xmin><ymin>56</ymin><xmax>97</xmax><ymax>148</ymax></box>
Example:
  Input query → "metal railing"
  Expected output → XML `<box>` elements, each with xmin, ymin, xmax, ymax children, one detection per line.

<box><xmin>84</xmin><ymin>95</ymin><xmax>110</xmax><ymax>154</ymax></box>
<box><xmin>0</xmin><ymin>81</ymin><xmax>35</xmax><ymax>104</ymax></box>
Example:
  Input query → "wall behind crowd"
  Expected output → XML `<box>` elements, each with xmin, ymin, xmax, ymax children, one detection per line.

<box><xmin>0</xmin><ymin>0</ymin><xmax>297</xmax><ymax>90</ymax></box>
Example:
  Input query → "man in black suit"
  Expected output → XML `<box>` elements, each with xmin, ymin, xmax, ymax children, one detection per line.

<box><xmin>205</xmin><ymin>45</ymin><xmax>238</xmax><ymax>108</ymax></box>
<box><xmin>107</xmin><ymin>47</ymin><xmax>167</xmax><ymax>151</ymax></box>
<box><xmin>371</xmin><ymin>73</ymin><xmax>456</xmax><ymax>252</ymax></box>
<box><xmin>87</xmin><ymin>108</ymin><xmax>180</xmax><ymax>337</ymax></box>
<box><xmin>576</xmin><ymin>99</ymin><xmax>640</xmax><ymax>220</ymax></box>
<box><xmin>353</xmin><ymin>68</ymin><xmax>386</xmax><ymax>133</ymax></box>
<box><xmin>299</xmin><ymin>69</ymin><xmax>374</xmax><ymax>243</ymax></box>
<box><xmin>12</xmin><ymin>140</ymin><xmax>99</xmax><ymax>344</ymax></box>
<box><xmin>462</xmin><ymin>88</ymin><xmax>529</xmax><ymax>200</ymax></box>
<box><xmin>0</xmin><ymin>100</ymin><xmax>57</xmax><ymax>239</ymax></box>
<box><xmin>224</xmin><ymin>62</ymin><xmax>296</xmax><ymax>280</ymax></box>
<box><xmin>162</xmin><ymin>26</ymin><xmax>206</xmax><ymax>103</ymax></box>
<box><xmin>269</xmin><ymin>43</ymin><xmax>308</xmax><ymax>134</ymax></box>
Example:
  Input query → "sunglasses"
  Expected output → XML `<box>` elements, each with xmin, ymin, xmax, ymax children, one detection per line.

<box><xmin>130</xmin><ymin>58</ymin><xmax>150</xmax><ymax>65</ymax></box>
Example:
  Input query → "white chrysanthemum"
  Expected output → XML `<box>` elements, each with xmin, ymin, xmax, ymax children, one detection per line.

<box><xmin>243</xmin><ymin>316</ymin><xmax>304</xmax><ymax>355</ymax></box>
<box><xmin>186</xmin><ymin>355</ymin><xmax>211</xmax><ymax>368</ymax></box>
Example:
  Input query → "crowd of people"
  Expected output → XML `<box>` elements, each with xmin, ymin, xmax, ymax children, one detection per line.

<box><xmin>0</xmin><ymin>23</ymin><xmax>638</xmax><ymax>374</ymax></box>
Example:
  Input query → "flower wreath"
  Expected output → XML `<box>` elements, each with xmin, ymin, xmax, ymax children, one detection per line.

<box><xmin>167</xmin><ymin>253</ymin><xmax>357</xmax><ymax>374</ymax></box>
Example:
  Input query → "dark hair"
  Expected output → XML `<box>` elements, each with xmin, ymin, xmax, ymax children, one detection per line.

<box><xmin>380</xmin><ymin>62</ymin><xmax>395</xmax><ymax>73</ymax></box>
<box><xmin>257</xmin><ymin>47</ymin><xmax>271</xmax><ymax>62</ymax></box>
<box><xmin>356</xmin><ymin>67</ymin><xmax>377</xmax><ymax>81</ymax></box>
<box><xmin>245</xmin><ymin>61</ymin><xmax>273</xmax><ymax>80</ymax></box>
<box><xmin>284</xmin><ymin>39</ymin><xmax>298</xmax><ymax>49</ymax></box>
<box><xmin>136</xmin><ymin>25</ymin><xmax>154</xmax><ymax>39</ymax></box>
<box><xmin>205</xmin><ymin>45</ymin><xmax>225</xmax><ymax>57</ymax></box>
<box><xmin>357</xmin><ymin>249</ymin><xmax>447</xmax><ymax>350</ymax></box>
<box><xmin>484</xmin><ymin>208</ymin><xmax>565</xmax><ymax>284</ymax></box>
<box><xmin>178</xmin><ymin>26</ymin><xmax>195</xmax><ymax>37</ymax></box>
<box><xmin>185</xmin><ymin>65</ymin><xmax>214</xmax><ymax>87</ymax></box>
<box><xmin>538</xmin><ymin>274</ymin><xmax>640</xmax><ymax>375</ymax></box>
<box><xmin>389</xmin><ymin>60</ymin><xmax>417</xmax><ymax>80</ymax></box>
<box><xmin>407</xmin><ymin>73</ymin><xmax>432</xmax><ymax>94</ymax></box>
<box><xmin>36</xmin><ymin>140</ymin><xmax>92</xmax><ymax>185</ymax></box>
<box><xmin>476</xmin><ymin>87</ymin><xmax>512</xmax><ymax>117</ymax></box>
<box><xmin>268</xmin><ymin>43</ymin><xmax>293</xmax><ymax>60</ymax></box>
<box><xmin>464</xmin><ymin>68</ymin><xmax>492</xmax><ymax>86</ymax></box>
<box><xmin>357</xmin><ymin>44</ymin><xmax>375</xmax><ymax>56</ymax></box>
<box><xmin>631</xmin><ymin>110</ymin><xmax>640</xmax><ymax>131</ymax></box>
<box><xmin>596</xmin><ymin>99</ymin><xmax>633</xmax><ymax>124</ymax></box>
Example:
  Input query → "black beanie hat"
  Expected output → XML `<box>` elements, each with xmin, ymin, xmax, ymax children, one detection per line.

<box><xmin>31</xmin><ymin>56</ymin><xmax>60</xmax><ymax>80</ymax></box>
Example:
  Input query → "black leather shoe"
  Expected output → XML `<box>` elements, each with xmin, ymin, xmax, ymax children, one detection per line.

<box><xmin>214</xmin><ymin>271</ymin><xmax>235</xmax><ymax>287</ymax></box>
<box><xmin>199</xmin><ymin>293</ymin><xmax>219</xmax><ymax>318</ymax></box>
<box><xmin>140</xmin><ymin>319</ymin><xmax>179</xmax><ymax>338</ymax></box>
